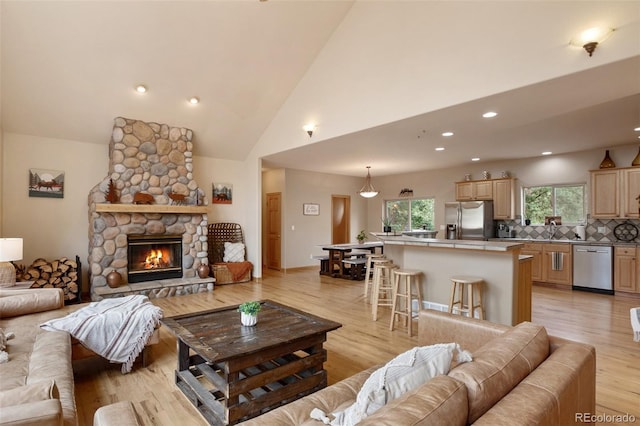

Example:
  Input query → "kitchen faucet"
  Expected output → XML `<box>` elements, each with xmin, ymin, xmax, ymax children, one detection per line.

<box><xmin>548</xmin><ymin>220</ymin><xmax>557</xmax><ymax>240</ymax></box>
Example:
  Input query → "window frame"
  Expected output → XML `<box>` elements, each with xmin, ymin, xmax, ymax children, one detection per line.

<box><xmin>522</xmin><ymin>182</ymin><xmax>586</xmax><ymax>226</ymax></box>
<box><xmin>384</xmin><ymin>197</ymin><xmax>435</xmax><ymax>232</ymax></box>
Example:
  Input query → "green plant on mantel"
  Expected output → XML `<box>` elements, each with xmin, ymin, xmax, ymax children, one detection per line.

<box><xmin>238</xmin><ymin>301</ymin><xmax>262</xmax><ymax>316</ymax></box>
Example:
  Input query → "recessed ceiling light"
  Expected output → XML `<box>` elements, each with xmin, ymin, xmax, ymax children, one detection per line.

<box><xmin>482</xmin><ymin>111</ymin><xmax>498</xmax><ymax>118</ymax></box>
<box><xmin>471</xmin><ymin>157</ymin><xmax>480</xmax><ymax>161</ymax></box>
<box><xmin>634</xmin><ymin>127</ymin><xmax>640</xmax><ymax>132</ymax></box>
<box><xmin>189</xmin><ymin>97</ymin><xmax>199</xmax><ymax>105</ymax></box>
<box><xmin>442</xmin><ymin>131</ymin><xmax>454</xmax><ymax>137</ymax></box>
<box><xmin>135</xmin><ymin>85</ymin><xmax>147</xmax><ymax>93</ymax></box>
<box><xmin>542</xmin><ymin>151</ymin><xmax>553</xmax><ymax>156</ymax></box>
<box><xmin>435</xmin><ymin>147</ymin><xmax>445</xmax><ymax>151</ymax></box>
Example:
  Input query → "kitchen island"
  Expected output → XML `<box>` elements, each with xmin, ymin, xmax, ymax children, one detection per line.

<box><xmin>372</xmin><ymin>234</ymin><xmax>528</xmax><ymax>326</ymax></box>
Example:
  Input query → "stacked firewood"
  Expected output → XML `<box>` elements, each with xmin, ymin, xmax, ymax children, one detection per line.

<box><xmin>20</xmin><ymin>257</ymin><xmax>80</xmax><ymax>303</ymax></box>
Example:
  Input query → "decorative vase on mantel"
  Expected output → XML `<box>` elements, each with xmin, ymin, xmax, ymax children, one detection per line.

<box><xmin>632</xmin><ymin>147</ymin><xmax>640</xmax><ymax>167</ymax></box>
<box><xmin>599</xmin><ymin>150</ymin><xmax>616</xmax><ymax>169</ymax></box>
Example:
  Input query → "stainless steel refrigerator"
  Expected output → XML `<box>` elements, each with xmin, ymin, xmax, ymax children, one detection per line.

<box><xmin>444</xmin><ymin>201</ymin><xmax>495</xmax><ymax>240</ymax></box>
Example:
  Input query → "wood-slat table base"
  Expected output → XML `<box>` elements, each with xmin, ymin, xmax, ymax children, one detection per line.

<box><xmin>162</xmin><ymin>301</ymin><xmax>342</xmax><ymax>425</ymax></box>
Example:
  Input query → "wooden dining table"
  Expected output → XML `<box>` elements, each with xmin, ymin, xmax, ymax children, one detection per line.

<box><xmin>318</xmin><ymin>241</ymin><xmax>383</xmax><ymax>279</ymax></box>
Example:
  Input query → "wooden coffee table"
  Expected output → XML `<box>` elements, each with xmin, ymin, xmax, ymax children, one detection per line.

<box><xmin>161</xmin><ymin>300</ymin><xmax>342</xmax><ymax>425</ymax></box>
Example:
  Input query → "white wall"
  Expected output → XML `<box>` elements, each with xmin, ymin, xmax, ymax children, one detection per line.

<box><xmin>1</xmin><ymin>132</ymin><xmax>252</xmax><ymax>282</ymax></box>
<box><xmin>367</xmin><ymin>144</ymin><xmax>639</xmax><ymax>233</ymax></box>
<box><xmin>2</xmin><ymin>133</ymin><xmax>108</xmax><ymax>266</ymax></box>
<box><xmin>284</xmin><ymin>168</ymin><xmax>367</xmax><ymax>269</ymax></box>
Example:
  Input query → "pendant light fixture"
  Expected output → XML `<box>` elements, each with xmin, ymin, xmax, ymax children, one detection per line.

<box><xmin>359</xmin><ymin>166</ymin><xmax>378</xmax><ymax>198</ymax></box>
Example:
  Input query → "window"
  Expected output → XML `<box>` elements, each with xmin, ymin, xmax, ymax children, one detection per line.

<box><xmin>385</xmin><ymin>198</ymin><xmax>435</xmax><ymax>232</ymax></box>
<box><xmin>523</xmin><ymin>184</ymin><xmax>585</xmax><ymax>225</ymax></box>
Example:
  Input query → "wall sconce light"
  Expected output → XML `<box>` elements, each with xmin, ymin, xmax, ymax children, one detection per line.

<box><xmin>0</xmin><ymin>238</ymin><xmax>23</xmax><ymax>288</ymax></box>
<box><xmin>359</xmin><ymin>166</ymin><xmax>379</xmax><ymax>198</ymax></box>
<box><xmin>571</xmin><ymin>27</ymin><xmax>614</xmax><ymax>57</ymax></box>
<box><xmin>135</xmin><ymin>84</ymin><xmax>147</xmax><ymax>93</ymax></box>
<box><xmin>303</xmin><ymin>124</ymin><xmax>316</xmax><ymax>137</ymax></box>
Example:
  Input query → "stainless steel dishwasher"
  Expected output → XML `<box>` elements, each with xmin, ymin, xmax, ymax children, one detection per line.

<box><xmin>573</xmin><ymin>245</ymin><xmax>613</xmax><ymax>294</ymax></box>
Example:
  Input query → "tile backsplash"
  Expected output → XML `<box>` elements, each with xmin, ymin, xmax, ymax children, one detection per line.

<box><xmin>500</xmin><ymin>218</ymin><xmax>640</xmax><ymax>243</ymax></box>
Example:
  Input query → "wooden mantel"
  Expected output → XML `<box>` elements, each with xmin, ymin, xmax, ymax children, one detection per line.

<box><xmin>94</xmin><ymin>204</ymin><xmax>209</xmax><ymax>214</ymax></box>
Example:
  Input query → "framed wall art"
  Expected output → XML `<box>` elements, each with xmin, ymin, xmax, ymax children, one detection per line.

<box><xmin>303</xmin><ymin>203</ymin><xmax>319</xmax><ymax>216</ymax></box>
<box><xmin>29</xmin><ymin>168</ymin><xmax>65</xmax><ymax>198</ymax></box>
<box><xmin>212</xmin><ymin>182</ymin><xmax>233</xmax><ymax>204</ymax></box>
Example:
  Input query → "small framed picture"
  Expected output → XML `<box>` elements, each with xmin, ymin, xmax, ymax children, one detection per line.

<box><xmin>212</xmin><ymin>183</ymin><xmax>232</xmax><ymax>204</ymax></box>
<box><xmin>303</xmin><ymin>203</ymin><xmax>319</xmax><ymax>216</ymax></box>
<box><xmin>29</xmin><ymin>168</ymin><xmax>65</xmax><ymax>198</ymax></box>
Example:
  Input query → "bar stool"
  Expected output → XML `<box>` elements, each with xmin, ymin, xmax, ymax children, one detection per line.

<box><xmin>363</xmin><ymin>254</ymin><xmax>386</xmax><ymax>302</ymax></box>
<box><xmin>448</xmin><ymin>275</ymin><xmax>484</xmax><ymax>320</ymax></box>
<box><xmin>389</xmin><ymin>269</ymin><xmax>423</xmax><ymax>336</ymax></box>
<box><xmin>371</xmin><ymin>260</ymin><xmax>398</xmax><ymax>321</ymax></box>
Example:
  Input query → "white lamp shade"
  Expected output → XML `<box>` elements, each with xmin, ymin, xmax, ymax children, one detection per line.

<box><xmin>0</xmin><ymin>238</ymin><xmax>23</xmax><ymax>262</ymax></box>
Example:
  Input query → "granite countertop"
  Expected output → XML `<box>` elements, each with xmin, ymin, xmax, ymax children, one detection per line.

<box><xmin>372</xmin><ymin>234</ymin><xmax>523</xmax><ymax>252</ymax></box>
<box><xmin>489</xmin><ymin>238</ymin><xmax>617</xmax><ymax>246</ymax></box>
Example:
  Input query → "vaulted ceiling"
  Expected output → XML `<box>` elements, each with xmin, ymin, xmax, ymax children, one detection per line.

<box><xmin>2</xmin><ymin>1</ymin><xmax>639</xmax><ymax>177</ymax></box>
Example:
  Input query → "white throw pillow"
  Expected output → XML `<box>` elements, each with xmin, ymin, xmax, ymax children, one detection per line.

<box><xmin>321</xmin><ymin>343</ymin><xmax>465</xmax><ymax>426</ymax></box>
<box><xmin>223</xmin><ymin>242</ymin><xmax>245</xmax><ymax>262</ymax></box>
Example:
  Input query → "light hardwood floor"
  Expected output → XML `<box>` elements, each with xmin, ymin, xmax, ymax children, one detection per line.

<box><xmin>73</xmin><ymin>268</ymin><xmax>640</xmax><ymax>425</ymax></box>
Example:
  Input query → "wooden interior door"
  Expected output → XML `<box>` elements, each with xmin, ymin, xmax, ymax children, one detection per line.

<box><xmin>331</xmin><ymin>195</ymin><xmax>351</xmax><ymax>244</ymax></box>
<box><xmin>266</xmin><ymin>192</ymin><xmax>282</xmax><ymax>270</ymax></box>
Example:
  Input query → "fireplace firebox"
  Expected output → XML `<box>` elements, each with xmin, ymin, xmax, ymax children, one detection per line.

<box><xmin>127</xmin><ymin>234</ymin><xmax>182</xmax><ymax>283</ymax></box>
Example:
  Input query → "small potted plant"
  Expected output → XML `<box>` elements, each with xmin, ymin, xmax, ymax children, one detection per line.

<box><xmin>238</xmin><ymin>301</ymin><xmax>262</xmax><ymax>326</ymax></box>
<box><xmin>382</xmin><ymin>217</ymin><xmax>392</xmax><ymax>234</ymax></box>
<box><xmin>356</xmin><ymin>230</ymin><xmax>368</xmax><ymax>244</ymax></box>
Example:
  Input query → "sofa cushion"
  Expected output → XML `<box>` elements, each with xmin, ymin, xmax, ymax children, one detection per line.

<box><xmin>0</xmin><ymin>380</ymin><xmax>59</xmax><ymax>407</ymax></box>
<box><xmin>473</xmin><ymin>342</ymin><xmax>596</xmax><ymax>426</ymax></box>
<box><xmin>0</xmin><ymin>288</ymin><xmax>64</xmax><ymax>319</ymax></box>
<box><xmin>223</xmin><ymin>242</ymin><xmax>245</xmax><ymax>262</ymax></box>
<box><xmin>328</xmin><ymin>343</ymin><xmax>460</xmax><ymax>425</ymax></box>
<box><xmin>358</xmin><ymin>375</ymin><xmax>468</xmax><ymax>426</ymax></box>
<box><xmin>447</xmin><ymin>321</ymin><xmax>549</xmax><ymax>423</ymax></box>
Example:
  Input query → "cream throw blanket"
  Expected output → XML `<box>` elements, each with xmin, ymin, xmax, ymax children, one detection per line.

<box><xmin>41</xmin><ymin>295</ymin><xmax>163</xmax><ymax>373</ymax></box>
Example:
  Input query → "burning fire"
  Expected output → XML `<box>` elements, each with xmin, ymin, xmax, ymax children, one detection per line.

<box><xmin>143</xmin><ymin>248</ymin><xmax>171</xmax><ymax>269</ymax></box>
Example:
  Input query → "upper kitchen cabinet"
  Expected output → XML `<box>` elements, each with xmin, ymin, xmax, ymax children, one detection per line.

<box><xmin>590</xmin><ymin>167</ymin><xmax>640</xmax><ymax>219</ymax></box>
<box><xmin>493</xmin><ymin>178</ymin><xmax>515</xmax><ymax>220</ymax></box>
<box><xmin>455</xmin><ymin>178</ymin><xmax>515</xmax><ymax>219</ymax></box>
<box><xmin>621</xmin><ymin>168</ymin><xmax>640</xmax><ymax>218</ymax></box>
<box><xmin>456</xmin><ymin>180</ymin><xmax>493</xmax><ymax>201</ymax></box>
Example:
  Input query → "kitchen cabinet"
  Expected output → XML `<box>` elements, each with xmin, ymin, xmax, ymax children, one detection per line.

<box><xmin>542</xmin><ymin>243</ymin><xmax>572</xmax><ymax>287</ymax></box>
<box><xmin>591</xmin><ymin>169</ymin><xmax>620</xmax><ymax>218</ymax></box>
<box><xmin>456</xmin><ymin>180</ymin><xmax>492</xmax><ymax>201</ymax></box>
<box><xmin>614</xmin><ymin>246</ymin><xmax>639</xmax><ymax>293</ymax></box>
<box><xmin>621</xmin><ymin>168</ymin><xmax>640</xmax><ymax>218</ymax></box>
<box><xmin>520</xmin><ymin>243</ymin><xmax>542</xmax><ymax>281</ymax></box>
<box><xmin>520</xmin><ymin>242</ymin><xmax>571</xmax><ymax>286</ymax></box>
<box><xmin>493</xmin><ymin>178</ymin><xmax>515</xmax><ymax>219</ymax></box>
<box><xmin>590</xmin><ymin>167</ymin><xmax>640</xmax><ymax>219</ymax></box>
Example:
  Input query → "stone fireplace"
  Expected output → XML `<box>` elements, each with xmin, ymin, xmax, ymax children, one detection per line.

<box><xmin>127</xmin><ymin>234</ymin><xmax>182</xmax><ymax>283</ymax></box>
<box><xmin>87</xmin><ymin>117</ymin><xmax>212</xmax><ymax>301</ymax></box>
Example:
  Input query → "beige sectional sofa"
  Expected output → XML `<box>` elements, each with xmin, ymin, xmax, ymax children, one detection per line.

<box><xmin>0</xmin><ymin>288</ymin><xmax>77</xmax><ymax>426</ymax></box>
<box><xmin>241</xmin><ymin>310</ymin><xmax>596</xmax><ymax>425</ymax></box>
<box><xmin>0</xmin><ymin>288</ymin><xmax>144</xmax><ymax>426</ymax></box>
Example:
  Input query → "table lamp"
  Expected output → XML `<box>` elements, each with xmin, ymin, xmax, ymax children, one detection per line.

<box><xmin>0</xmin><ymin>238</ymin><xmax>23</xmax><ymax>288</ymax></box>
